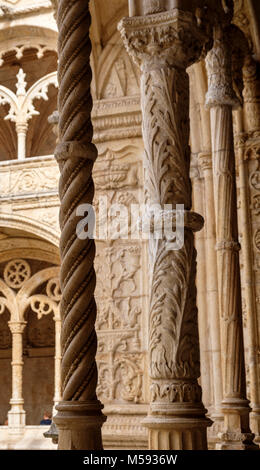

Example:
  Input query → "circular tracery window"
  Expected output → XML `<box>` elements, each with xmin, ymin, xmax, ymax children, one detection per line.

<box><xmin>4</xmin><ymin>259</ymin><xmax>31</xmax><ymax>289</ymax></box>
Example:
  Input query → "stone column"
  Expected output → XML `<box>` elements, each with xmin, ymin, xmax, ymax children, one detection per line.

<box><xmin>53</xmin><ymin>0</ymin><xmax>106</xmax><ymax>450</ymax></box>
<box><xmin>205</xmin><ymin>29</ymin><xmax>256</xmax><ymax>450</ymax></box>
<box><xmin>8</xmin><ymin>321</ymin><xmax>26</xmax><ymax>435</ymax></box>
<box><xmin>53</xmin><ymin>315</ymin><xmax>62</xmax><ymax>408</ymax></box>
<box><xmin>238</xmin><ymin>57</ymin><xmax>260</xmax><ymax>442</ymax></box>
<box><xmin>190</xmin><ymin>157</ymin><xmax>212</xmax><ymax>413</ymax></box>
<box><xmin>119</xmin><ymin>9</ymin><xmax>211</xmax><ymax>450</ymax></box>
<box><xmin>16</xmin><ymin>123</ymin><xmax>28</xmax><ymax>160</ymax></box>
<box><xmin>198</xmin><ymin>152</ymin><xmax>223</xmax><ymax>432</ymax></box>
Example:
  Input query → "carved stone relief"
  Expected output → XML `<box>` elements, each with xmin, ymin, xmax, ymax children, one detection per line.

<box><xmin>100</xmin><ymin>50</ymin><xmax>140</xmax><ymax>100</ymax></box>
<box><xmin>92</xmin><ymin>143</ymin><xmax>146</xmax><ymax>407</ymax></box>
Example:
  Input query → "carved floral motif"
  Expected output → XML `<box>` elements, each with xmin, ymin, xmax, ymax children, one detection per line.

<box><xmin>4</xmin><ymin>259</ymin><xmax>31</xmax><ymax>289</ymax></box>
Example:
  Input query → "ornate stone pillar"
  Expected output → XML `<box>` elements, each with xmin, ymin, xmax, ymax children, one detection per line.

<box><xmin>205</xmin><ymin>29</ymin><xmax>256</xmax><ymax>450</ymax></box>
<box><xmin>53</xmin><ymin>0</ymin><xmax>106</xmax><ymax>450</ymax></box>
<box><xmin>198</xmin><ymin>152</ymin><xmax>223</xmax><ymax>433</ymax></box>
<box><xmin>8</xmin><ymin>321</ymin><xmax>26</xmax><ymax>435</ymax></box>
<box><xmin>119</xmin><ymin>9</ymin><xmax>211</xmax><ymax>450</ymax></box>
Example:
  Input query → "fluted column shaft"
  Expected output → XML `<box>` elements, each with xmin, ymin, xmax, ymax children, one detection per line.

<box><xmin>206</xmin><ymin>31</ymin><xmax>256</xmax><ymax>450</ymax></box>
<box><xmin>8</xmin><ymin>321</ymin><xmax>26</xmax><ymax>434</ymax></box>
<box><xmin>54</xmin><ymin>0</ymin><xmax>106</xmax><ymax>450</ymax></box>
<box><xmin>119</xmin><ymin>9</ymin><xmax>211</xmax><ymax>450</ymax></box>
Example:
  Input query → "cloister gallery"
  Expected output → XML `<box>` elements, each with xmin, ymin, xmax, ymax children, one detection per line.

<box><xmin>0</xmin><ymin>0</ymin><xmax>259</xmax><ymax>451</ymax></box>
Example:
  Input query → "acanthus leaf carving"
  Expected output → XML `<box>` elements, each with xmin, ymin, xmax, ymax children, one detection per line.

<box><xmin>118</xmin><ymin>9</ymin><xmax>207</xmax><ymax>71</ymax></box>
<box><xmin>149</xmin><ymin>233</ymin><xmax>200</xmax><ymax>380</ymax></box>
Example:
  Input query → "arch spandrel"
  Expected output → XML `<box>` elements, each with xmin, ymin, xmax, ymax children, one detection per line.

<box><xmin>0</xmin><ymin>213</ymin><xmax>60</xmax><ymax>247</ymax></box>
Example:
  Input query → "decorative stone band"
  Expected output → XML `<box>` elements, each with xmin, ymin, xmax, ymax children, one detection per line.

<box><xmin>140</xmin><ymin>209</ymin><xmax>204</xmax><ymax>234</ymax></box>
<box><xmin>215</xmin><ymin>240</ymin><xmax>241</xmax><ymax>252</ymax></box>
<box><xmin>151</xmin><ymin>380</ymin><xmax>202</xmax><ymax>404</ymax></box>
<box><xmin>55</xmin><ymin>142</ymin><xmax>97</xmax><ymax>163</ymax></box>
<box><xmin>9</xmin><ymin>398</ymin><xmax>24</xmax><ymax>405</ymax></box>
<box><xmin>118</xmin><ymin>9</ymin><xmax>207</xmax><ymax>70</ymax></box>
<box><xmin>218</xmin><ymin>432</ymin><xmax>256</xmax><ymax>444</ymax></box>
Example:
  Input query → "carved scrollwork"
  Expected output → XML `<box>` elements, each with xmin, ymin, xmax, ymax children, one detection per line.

<box><xmin>251</xmin><ymin>194</ymin><xmax>260</xmax><ymax>215</ymax></box>
<box><xmin>250</xmin><ymin>171</ymin><xmax>260</xmax><ymax>190</ymax></box>
<box><xmin>46</xmin><ymin>277</ymin><xmax>61</xmax><ymax>302</ymax></box>
<box><xmin>254</xmin><ymin>229</ymin><xmax>260</xmax><ymax>252</ymax></box>
<box><xmin>97</xmin><ymin>354</ymin><xmax>144</xmax><ymax>404</ymax></box>
<box><xmin>30</xmin><ymin>295</ymin><xmax>54</xmax><ymax>319</ymax></box>
<box><xmin>115</xmin><ymin>356</ymin><xmax>143</xmax><ymax>403</ymax></box>
<box><xmin>96</xmin><ymin>363</ymin><xmax>113</xmax><ymax>401</ymax></box>
<box><xmin>4</xmin><ymin>259</ymin><xmax>31</xmax><ymax>289</ymax></box>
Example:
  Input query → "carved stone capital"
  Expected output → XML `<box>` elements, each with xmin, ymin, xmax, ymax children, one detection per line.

<box><xmin>206</xmin><ymin>36</ymin><xmax>240</xmax><ymax>109</ymax></box>
<box><xmin>8</xmin><ymin>322</ymin><xmax>26</xmax><ymax>335</ymax></box>
<box><xmin>118</xmin><ymin>9</ymin><xmax>207</xmax><ymax>70</ymax></box>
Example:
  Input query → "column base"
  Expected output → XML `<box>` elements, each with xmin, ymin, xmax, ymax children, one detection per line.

<box><xmin>8</xmin><ymin>403</ymin><xmax>26</xmax><ymax>436</ymax></box>
<box><xmin>207</xmin><ymin>412</ymin><xmax>224</xmax><ymax>449</ymax></box>
<box><xmin>217</xmin><ymin>399</ymin><xmax>259</xmax><ymax>450</ymax></box>
<box><xmin>216</xmin><ymin>432</ymin><xmax>259</xmax><ymax>450</ymax></box>
<box><xmin>250</xmin><ymin>408</ymin><xmax>260</xmax><ymax>443</ymax></box>
<box><xmin>54</xmin><ymin>400</ymin><xmax>106</xmax><ymax>450</ymax></box>
<box><xmin>143</xmin><ymin>415</ymin><xmax>211</xmax><ymax>450</ymax></box>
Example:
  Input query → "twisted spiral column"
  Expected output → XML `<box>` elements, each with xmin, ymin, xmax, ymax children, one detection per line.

<box><xmin>53</xmin><ymin>0</ymin><xmax>106</xmax><ymax>450</ymax></box>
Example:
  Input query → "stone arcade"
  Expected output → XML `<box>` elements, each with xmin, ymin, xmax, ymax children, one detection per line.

<box><xmin>0</xmin><ymin>0</ymin><xmax>259</xmax><ymax>451</ymax></box>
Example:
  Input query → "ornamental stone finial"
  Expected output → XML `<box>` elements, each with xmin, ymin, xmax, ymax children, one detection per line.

<box><xmin>16</xmin><ymin>69</ymin><xmax>27</xmax><ymax>97</ymax></box>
